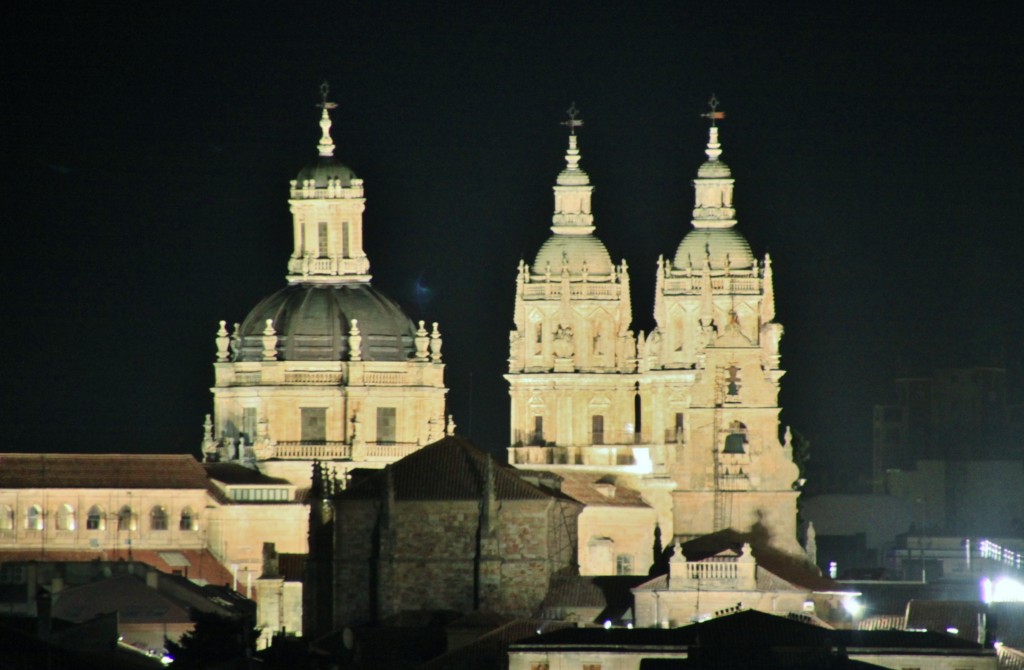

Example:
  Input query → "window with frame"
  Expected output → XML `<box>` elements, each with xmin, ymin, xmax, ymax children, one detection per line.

<box><xmin>591</xmin><ymin>415</ymin><xmax>605</xmax><ymax>445</ymax></box>
<box><xmin>341</xmin><ymin>221</ymin><xmax>350</xmax><ymax>257</ymax></box>
<box><xmin>616</xmin><ymin>553</ymin><xmax>634</xmax><ymax>575</ymax></box>
<box><xmin>531</xmin><ymin>416</ymin><xmax>544</xmax><ymax>445</ymax></box>
<box><xmin>26</xmin><ymin>505</ymin><xmax>43</xmax><ymax>531</ymax></box>
<box><xmin>179</xmin><ymin>507</ymin><xmax>195</xmax><ymax>531</ymax></box>
<box><xmin>0</xmin><ymin>505</ymin><xmax>13</xmax><ymax>531</ymax></box>
<box><xmin>55</xmin><ymin>504</ymin><xmax>75</xmax><ymax>531</ymax></box>
<box><xmin>86</xmin><ymin>505</ymin><xmax>104</xmax><ymax>530</ymax></box>
<box><xmin>150</xmin><ymin>506</ymin><xmax>168</xmax><ymax>531</ymax></box>
<box><xmin>376</xmin><ymin>407</ymin><xmax>397</xmax><ymax>445</ymax></box>
<box><xmin>118</xmin><ymin>506</ymin><xmax>133</xmax><ymax>531</ymax></box>
<box><xmin>318</xmin><ymin>221</ymin><xmax>329</xmax><ymax>258</ymax></box>
<box><xmin>242</xmin><ymin>407</ymin><xmax>257</xmax><ymax>443</ymax></box>
<box><xmin>301</xmin><ymin>407</ymin><xmax>327</xmax><ymax>444</ymax></box>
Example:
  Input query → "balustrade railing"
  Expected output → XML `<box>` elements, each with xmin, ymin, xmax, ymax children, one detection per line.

<box><xmin>273</xmin><ymin>442</ymin><xmax>352</xmax><ymax>459</ymax></box>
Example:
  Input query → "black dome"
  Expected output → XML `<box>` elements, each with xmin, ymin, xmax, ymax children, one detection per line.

<box><xmin>294</xmin><ymin>156</ymin><xmax>357</xmax><ymax>188</ymax></box>
<box><xmin>236</xmin><ymin>284</ymin><xmax>415</xmax><ymax>362</ymax></box>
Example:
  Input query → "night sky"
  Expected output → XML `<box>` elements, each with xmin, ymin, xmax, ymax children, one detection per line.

<box><xmin>4</xmin><ymin>4</ymin><xmax>1022</xmax><ymax>490</ymax></box>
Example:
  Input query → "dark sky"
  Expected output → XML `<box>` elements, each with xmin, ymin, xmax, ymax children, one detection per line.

<box><xmin>4</xmin><ymin>4</ymin><xmax>1022</xmax><ymax>490</ymax></box>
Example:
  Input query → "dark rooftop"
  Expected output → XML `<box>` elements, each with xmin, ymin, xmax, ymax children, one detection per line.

<box><xmin>0</xmin><ymin>454</ymin><xmax>210</xmax><ymax>490</ymax></box>
<box><xmin>338</xmin><ymin>436</ymin><xmax>577</xmax><ymax>503</ymax></box>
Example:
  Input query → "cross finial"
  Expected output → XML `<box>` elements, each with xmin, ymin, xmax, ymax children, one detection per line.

<box><xmin>701</xmin><ymin>94</ymin><xmax>725</xmax><ymax>126</ymax></box>
<box><xmin>318</xmin><ymin>80</ymin><xmax>338</xmax><ymax>111</ymax></box>
<box><xmin>316</xmin><ymin>81</ymin><xmax>338</xmax><ymax>157</ymax></box>
<box><xmin>561</xmin><ymin>102</ymin><xmax>584</xmax><ymax>135</ymax></box>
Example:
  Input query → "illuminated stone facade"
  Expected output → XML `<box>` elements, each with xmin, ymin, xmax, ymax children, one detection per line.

<box><xmin>203</xmin><ymin>93</ymin><xmax>448</xmax><ymax>486</ymax></box>
<box><xmin>509</xmin><ymin>114</ymin><xmax>801</xmax><ymax>561</ymax></box>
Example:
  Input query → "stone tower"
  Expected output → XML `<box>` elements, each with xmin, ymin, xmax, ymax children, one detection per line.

<box><xmin>642</xmin><ymin>111</ymin><xmax>799</xmax><ymax>551</ymax></box>
<box><xmin>203</xmin><ymin>86</ymin><xmax>448</xmax><ymax>485</ymax></box>
<box><xmin>507</xmin><ymin>105</ymin><xmax>802</xmax><ymax>559</ymax></box>
<box><xmin>506</xmin><ymin>107</ymin><xmax>639</xmax><ymax>470</ymax></box>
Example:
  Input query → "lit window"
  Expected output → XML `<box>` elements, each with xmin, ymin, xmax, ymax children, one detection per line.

<box><xmin>55</xmin><ymin>504</ymin><xmax>75</xmax><ymax>531</ymax></box>
<box><xmin>0</xmin><ymin>505</ymin><xmax>14</xmax><ymax>531</ymax></box>
<box><xmin>26</xmin><ymin>505</ymin><xmax>43</xmax><ymax>531</ymax></box>
<box><xmin>86</xmin><ymin>506</ymin><xmax>105</xmax><ymax>530</ymax></box>
<box><xmin>150</xmin><ymin>506</ymin><xmax>168</xmax><ymax>531</ymax></box>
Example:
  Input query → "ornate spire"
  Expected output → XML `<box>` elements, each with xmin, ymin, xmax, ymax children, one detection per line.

<box><xmin>317</xmin><ymin>81</ymin><xmax>338</xmax><ymax>158</ymax></box>
<box><xmin>691</xmin><ymin>95</ymin><xmax>736</xmax><ymax>229</ymax></box>
<box><xmin>700</xmin><ymin>94</ymin><xmax>726</xmax><ymax>161</ymax></box>
<box><xmin>551</xmin><ymin>103</ymin><xmax>594</xmax><ymax>233</ymax></box>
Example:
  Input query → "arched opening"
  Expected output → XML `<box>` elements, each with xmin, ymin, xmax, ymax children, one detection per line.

<box><xmin>86</xmin><ymin>505</ymin><xmax>105</xmax><ymax>530</ymax></box>
<box><xmin>179</xmin><ymin>507</ymin><xmax>196</xmax><ymax>531</ymax></box>
<box><xmin>0</xmin><ymin>505</ymin><xmax>14</xmax><ymax>531</ymax></box>
<box><xmin>150</xmin><ymin>506</ymin><xmax>168</xmax><ymax>531</ymax></box>
<box><xmin>118</xmin><ymin>506</ymin><xmax>134</xmax><ymax>531</ymax></box>
<box><xmin>55</xmin><ymin>504</ymin><xmax>75</xmax><ymax>531</ymax></box>
<box><xmin>26</xmin><ymin>505</ymin><xmax>43</xmax><ymax>531</ymax></box>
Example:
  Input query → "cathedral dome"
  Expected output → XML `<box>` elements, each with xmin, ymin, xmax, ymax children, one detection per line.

<box><xmin>235</xmin><ymin>284</ymin><xmax>415</xmax><ymax>362</ymax></box>
<box><xmin>673</xmin><ymin>227</ymin><xmax>754</xmax><ymax>270</ymax></box>
<box><xmin>294</xmin><ymin>156</ymin><xmax>357</xmax><ymax>188</ymax></box>
<box><xmin>533</xmin><ymin>234</ymin><xmax>614</xmax><ymax>277</ymax></box>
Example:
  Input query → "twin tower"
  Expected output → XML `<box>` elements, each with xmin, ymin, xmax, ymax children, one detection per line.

<box><xmin>203</xmin><ymin>94</ymin><xmax>801</xmax><ymax>552</ymax></box>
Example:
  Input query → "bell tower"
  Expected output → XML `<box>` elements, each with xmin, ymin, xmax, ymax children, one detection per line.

<box><xmin>641</xmin><ymin>98</ymin><xmax>799</xmax><ymax>551</ymax></box>
<box><xmin>506</xmin><ymin>105</ymin><xmax>639</xmax><ymax>469</ymax></box>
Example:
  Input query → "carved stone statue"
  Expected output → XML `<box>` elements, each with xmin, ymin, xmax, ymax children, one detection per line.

<box><xmin>553</xmin><ymin>324</ymin><xmax>574</xmax><ymax>359</ymax></box>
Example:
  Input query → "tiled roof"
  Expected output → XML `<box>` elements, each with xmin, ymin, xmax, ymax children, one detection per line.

<box><xmin>906</xmin><ymin>599</ymin><xmax>985</xmax><ymax>643</ymax></box>
<box><xmin>278</xmin><ymin>553</ymin><xmax>306</xmax><ymax>582</ymax></box>
<box><xmin>540</xmin><ymin>575</ymin><xmax>647</xmax><ymax>623</ymax></box>
<box><xmin>0</xmin><ymin>454</ymin><xmax>210</xmax><ymax>489</ymax></box>
<box><xmin>203</xmin><ymin>463</ymin><xmax>292</xmax><ymax>485</ymax></box>
<box><xmin>339</xmin><ymin>436</ymin><xmax>572</xmax><ymax>503</ymax></box>
<box><xmin>679</xmin><ymin>529</ymin><xmax>840</xmax><ymax>592</ymax></box>
<box><xmin>0</xmin><ymin>549</ymin><xmax>235</xmax><ymax>591</ymax></box>
<box><xmin>53</xmin><ymin>574</ymin><xmax>192</xmax><ymax>624</ymax></box>
<box><xmin>521</xmin><ymin>470</ymin><xmax>651</xmax><ymax>507</ymax></box>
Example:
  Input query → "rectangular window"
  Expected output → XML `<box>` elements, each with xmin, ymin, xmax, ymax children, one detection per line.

<box><xmin>341</xmin><ymin>221</ymin><xmax>350</xmax><ymax>258</ymax></box>
<box><xmin>616</xmin><ymin>554</ymin><xmax>633</xmax><ymax>575</ymax></box>
<box><xmin>301</xmin><ymin>407</ymin><xmax>327</xmax><ymax>444</ymax></box>
<box><xmin>318</xmin><ymin>222</ymin><xmax>329</xmax><ymax>258</ymax></box>
<box><xmin>377</xmin><ymin>407</ymin><xmax>397</xmax><ymax>444</ymax></box>
<box><xmin>591</xmin><ymin>415</ymin><xmax>604</xmax><ymax>445</ymax></box>
<box><xmin>531</xmin><ymin>416</ymin><xmax>544</xmax><ymax>445</ymax></box>
<box><xmin>242</xmin><ymin>407</ymin><xmax>257</xmax><ymax>443</ymax></box>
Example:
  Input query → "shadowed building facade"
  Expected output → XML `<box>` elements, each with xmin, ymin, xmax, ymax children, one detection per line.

<box><xmin>319</xmin><ymin>437</ymin><xmax>581</xmax><ymax>633</ymax></box>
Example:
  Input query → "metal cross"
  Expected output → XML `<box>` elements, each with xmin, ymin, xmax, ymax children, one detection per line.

<box><xmin>318</xmin><ymin>81</ymin><xmax>338</xmax><ymax>110</ymax></box>
<box><xmin>561</xmin><ymin>102</ymin><xmax>584</xmax><ymax>135</ymax></box>
<box><xmin>701</xmin><ymin>94</ymin><xmax>725</xmax><ymax>126</ymax></box>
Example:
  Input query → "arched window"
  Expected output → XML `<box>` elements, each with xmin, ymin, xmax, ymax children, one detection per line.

<box><xmin>86</xmin><ymin>505</ymin><xmax>105</xmax><ymax>530</ymax></box>
<box><xmin>0</xmin><ymin>505</ymin><xmax>14</xmax><ymax>531</ymax></box>
<box><xmin>150</xmin><ymin>506</ymin><xmax>168</xmax><ymax>531</ymax></box>
<box><xmin>118</xmin><ymin>506</ymin><xmax>133</xmax><ymax>531</ymax></box>
<box><xmin>179</xmin><ymin>507</ymin><xmax>196</xmax><ymax>531</ymax></box>
<box><xmin>26</xmin><ymin>505</ymin><xmax>43</xmax><ymax>531</ymax></box>
<box><xmin>55</xmin><ymin>504</ymin><xmax>75</xmax><ymax>531</ymax></box>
